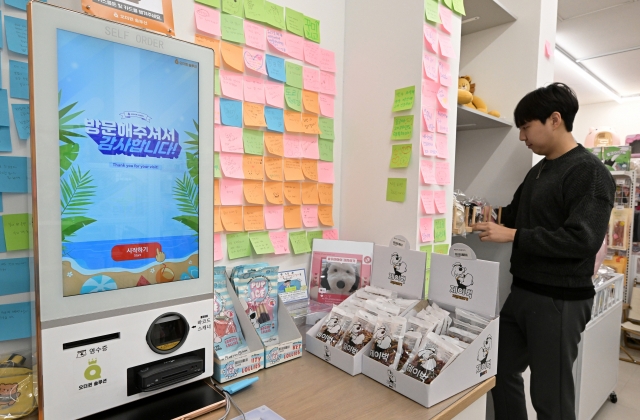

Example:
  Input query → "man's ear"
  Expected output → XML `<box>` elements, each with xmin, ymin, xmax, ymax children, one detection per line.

<box><xmin>549</xmin><ymin>112</ymin><xmax>564</xmax><ymax>130</ymax></box>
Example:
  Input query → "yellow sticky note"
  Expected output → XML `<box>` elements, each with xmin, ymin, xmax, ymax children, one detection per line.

<box><xmin>284</xmin><ymin>205</ymin><xmax>302</xmax><ymax>228</ymax></box>
<box><xmin>221</xmin><ymin>206</ymin><xmax>243</xmax><ymax>231</ymax></box>
<box><xmin>214</xmin><ymin>206</ymin><xmax>223</xmax><ymax>232</ymax></box>
<box><xmin>243</xmin><ymin>206</ymin><xmax>266</xmax><ymax>231</ymax></box>
<box><xmin>283</xmin><ymin>158</ymin><xmax>304</xmax><ymax>181</ymax></box>
<box><xmin>243</xmin><ymin>102</ymin><xmax>267</xmax><ymax>127</ymax></box>
<box><xmin>243</xmin><ymin>155</ymin><xmax>264</xmax><ymax>180</ymax></box>
<box><xmin>221</xmin><ymin>41</ymin><xmax>244</xmax><ymax>72</ymax></box>
<box><xmin>318</xmin><ymin>205</ymin><xmax>334</xmax><ymax>226</ymax></box>
<box><xmin>302</xmin><ymin>90</ymin><xmax>319</xmax><ymax>114</ymax></box>
<box><xmin>264</xmin><ymin>181</ymin><xmax>284</xmax><ymax>204</ymax></box>
<box><xmin>301</xmin><ymin>113</ymin><xmax>322</xmax><ymax>134</ymax></box>
<box><xmin>284</xmin><ymin>182</ymin><xmax>301</xmax><ymax>204</ymax></box>
<box><xmin>195</xmin><ymin>34</ymin><xmax>220</xmax><ymax>67</ymax></box>
<box><xmin>301</xmin><ymin>182</ymin><xmax>319</xmax><ymax>204</ymax></box>
<box><xmin>264</xmin><ymin>156</ymin><xmax>283</xmax><ymax>181</ymax></box>
<box><xmin>301</xmin><ymin>159</ymin><xmax>318</xmax><ymax>181</ymax></box>
<box><xmin>214</xmin><ymin>178</ymin><xmax>221</xmax><ymax>205</ymax></box>
<box><xmin>318</xmin><ymin>183</ymin><xmax>333</xmax><ymax>204</ymax></box>
<box><xmin>284</xmin><ymin>110</ymin><xmax>304</xmax><ymax>132</ymax></box>
<box><xmin>264</xmin><ymin>132</ymin><xmax>284</xmax><ymax>156</ymax></box>
<box><xmin>243</xmin><ymin>180</ymin><xmax>264</xmax><ymax>204</ymax></box>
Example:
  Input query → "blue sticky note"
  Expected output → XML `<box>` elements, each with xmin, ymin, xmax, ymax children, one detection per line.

<box><xmin>0</xmin><ymin>302</ymin><xmax>31</xmax><ymax>341</ymax></box>
<box><xmin>0</xmin><ymin>12</ymin><xmax>3</xmax><ymax>50</ymax></box>
<box><xmin>0</xmin><ymin>216</ymin><xmax>6</xmax><ymax>253</ymax></box>
<box><xmin>220</xmin><ymin>98</ymin><xmax>243</xmax><ymax>128</ymax></box>
<box><xmin>0</xmin><ymin>127</ymin><xmax>10</xmax><ymax>152</ymax></box>
<box><xmin>5</xmin><ymin>0</ymin><xmax>29</xmax><ymax>11</ymax></box>
<box><xmin>0</xmin><ymin>258</ymin><xmax>30</xmax><ymax>296</ymax></box>
<box><xmin>9</xmin><ymin>61</ymin><xmax>28</xmax><ymax>100</ymax></box>
<box><xmin>0</xmin><ymin>156</ymin><xmax>29</xmax><ymax>193</ymax></box>
<box><xmin>266</xmin><ymin>54</ymin><xmax>286</xmax><ymax>82</ymax></box>
<box><xmin>0</xmin><ymin>89</ymin><xmax>9</xmax><ymax>126</ymax></box>
<box><xmin>5</xmin><ymin>15</ymin><xmax>27</xmax><ymax>56</ymax></box>
<box><xmin>264</xmin><ymin>106</ymin><xmax>284</xmax><ymax>133</ymax></box>
<box><xmin>0</xmin><ymin>193</ymin><xmax>3</xmax><ymax>212</ymax></box>
<box><xmin>11</xmin><ymin>104</ymin><xmax>29</xmax><ymax>140</ymax></box>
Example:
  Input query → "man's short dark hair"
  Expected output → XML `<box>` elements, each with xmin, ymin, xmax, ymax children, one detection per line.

<box><xmin>514</xmin><ymin>83</ymin><xmax>579</xmax><ymax>132</ymax></box>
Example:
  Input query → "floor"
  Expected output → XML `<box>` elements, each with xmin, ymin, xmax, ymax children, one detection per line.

<box><xmin>592</xmin><ymin>347</ymin><xmax>640</xmax><ymax>419</ymax></box>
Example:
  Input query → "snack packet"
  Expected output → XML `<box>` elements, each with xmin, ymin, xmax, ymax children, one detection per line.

<box><xmin>376</xmin><ymin>297</ymin><xmax>419</xmax><ymax>311</ymax></box>
<box><xmin>396</xmin><ymin>331</ymin><xmax>422</xmax><ymax>372</ymax></box>
<box><xmin>364</xmin><ymin>300</ymin><xmax>401</xmax><ymax>316</ymax></box>
<box><xmin>369</xmin><ymin>316</ymin><xmax>407</xmax><ymax>369</ymax></box>
<box><xmin>364</xmin><ymin>285</ymin><xmax>397</xmax><ymax>298</ymax></box>
<box><xmin>404</xmin><ymin>332</ymin><xmax>462</xmax><ymax>383</ymax></box>
<box><xmin>407</xmin><ymin>316</ymin><xmax>437</xmax><ymax>341</ymax></box>
<box><xmin>339</xmin><ymin>310</ymin><xmax>377</xmax><ymax>355</ymax></box>
<box><xmin>214</xmin><ymin>266</ymin><xmax>227</xmax><ymax>277</ymax></box>
<box><xmin>416</xmin><ymin>310</ymin><xmax>444</xmax><ymax>335</ymax></box>
<box><xmin>213</xmin><ymin>273</ymin><xmax>249</xmax><ymax>361</ymax></box>
<box><xmin>235</xmin><ymin>266</ymin><xmax>280</xmax><ymax>346</ymax></box>
<box><xmin>355</xmin><ymin>289</ymin><xmax>380</xmax><ymax>300</ymax></box>
<box><xmin>230</xmin><ymin>263</ymin><xmax>269</xmax><ymax>291</ymax></box>
<box><xmin>316</xmin><ymin>307</ymin><xmax>353</xmax><ymax>346</ymax></box>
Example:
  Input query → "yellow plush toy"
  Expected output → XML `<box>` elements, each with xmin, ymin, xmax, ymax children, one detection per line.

<box><xmin>457</xmin><ymin>76</ymin><xmax>500</xmax><ymax>118</ymax></box>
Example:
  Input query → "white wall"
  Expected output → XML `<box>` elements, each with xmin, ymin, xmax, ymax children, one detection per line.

<box><xmin>572</xmin><ymin>100</ymin><xmax>640</xmax><ymax>144</ymax></box>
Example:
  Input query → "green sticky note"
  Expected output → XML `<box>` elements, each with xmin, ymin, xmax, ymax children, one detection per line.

<box><xmin>425</xmin><ymin>0</ymin><xmax>441</xmax><ymax>23</ymax></box>
<box><xmin>453</xmin><ymin>0</ymin><xmax>466</xmax><ymax>15</ymax></box>
<box><xmin>319</xmin><ymin>139</ymin><xmax>333</xmax><ymax>162</ymax></box>
<box><xmin>443</xmin><ymin>0</ymin><xmax>453</xmax><ymax>9</ymax></box>
<box><xmin>434</xmin><ymin>219</ymin><xmax>446</xmax><ymax>242</ymax></box>
<box><xmin>196</xmin><ymin>0</ymin><xmax>220</xmax><ymax>8</ymax></box>
<box><xmin>289</xmin><ymin>231</ymin><xmax>311</xmax><ymax>254</ymax></box>
<box><xmin>319</xmin><ymin>118</ymin><xmax>334</xmax><ymax>140</ymax></box>
<box><xmin>420</xmin><ymin>245</ymin><xmax>433</xmax><ymax>269</ymax></box>
<box><xmin>390</xmin><ymin>144</ymin><xmax>412</xmax><ymax>168</ymax></box>
<box><xmin>264</xmin><ymin>1</ymin><xmax>285</xmax><ymax>29</ymax></box>
<box><xmin>227</xmin><ymin>232</ymin><xmax>252</xmax><ymax>259</ymax></box>
<box><xmin>3</xmin><ymin>213</ymin><xmax>29</xmax><ymax>251</ymax></box>
<box><xmin>249</xmin><ymin>231</ymin><xmax>275</xmax><ymax>254</ymax></box>
<box><xmin>215</xmin><ymin>68</ymin><xmax>221</xmax><ymax>96</ymax></box>
<box><xmin>386</xmin><ymin>178</ymin><xmax>407</xmax><ymax>202</ymax></box>
<box><xmin>434</xmin><ymin>244</ymin><xmax>449</xmax><ymax>255</ymax></box>
<box><xmin>303</xmin><ymin>16</ymin><xmax>321</xmax><ymax>43</ymax></box>
<box><xmin>285</xmin><ymin>62</ymin><xmax>303</xmax><ymax>88</ymax></box>
<box><xmin>243</xmin><ymin>129</ymin><xmax>264</xmax><ymax>155</ymax></box>
<box><xmin>424</xmin><ymin>269</ymin><xmax>431</xmax><ymax>299</ymax></box>
<box><xmin>392</xmin><ymin>86</ymin><xmax>416</xmax><ymax>112</ymax></box>
<box><xmin>244</xmin><ymin>0</ymin><xmax>266</xmax><ymax>22</ymax></box>
<box><xmin>285</xmin><ymin>7</ymin><xmax>305</xmax><ymax>36</ymax></box>
<box><xmin>214</xmin><ymin>153</ymin><xmax>221</xmax><ymax>178</ymax></box>
<box><xmin>221</xmin><ymin>13</ymin><xmax>246</xmax><ymax>44</ymax></box>
<box><xmin>284</xmin><ymin>85</ymin><xmax>302</xmax><ymax>111</ymax></box>
<box><xmin>222</xmin><ymin>0</ymin><xmax>243</xmax><ymax>17</ymax></box>
<box><xmin>391</xmin><ymin>115</ymin><xmax>414</xmax><ymax>140</ymax></box>
<box><xmin>307</xmin><ymin>230</ymin><xmax>323</xmax><ymax>249</ymax></box>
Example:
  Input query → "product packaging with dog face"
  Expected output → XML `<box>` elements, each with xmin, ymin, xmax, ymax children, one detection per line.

<box><xmin>371</xmin><ymin>245</ymin><xmax>427</xmax><ymax>300</ymax></box>
<box><xmin>235</xmin><ymin>266</ymin><xmax>280</xmax><ymax>346</ymax></box>
<box><xmin>316</xmin><ymin>306</ymin><xmax>353</xmax><ymax>346</ymax></box>
<box><xmin>339</xmin><ymin>310</ymin><xmax>376</xmax><ymax>355</ymax></box>
<box><xmin>404</xmin><ymin>332</ymin><xmax>462</xmax><ymax>384</ymax></box>
<box><xmin>369</xmin><ymin>316</ymin><xmax>407</xmax><ymax>369</ymax></box>
<box><xmin>214</xmin><ymin>273</ymin><xmax>249</xmax><ymax>361</ymax></box>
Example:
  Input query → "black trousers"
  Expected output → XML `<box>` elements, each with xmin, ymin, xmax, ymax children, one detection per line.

<box><xmin>492</xmin><ymin>286</ymin><xmax>593</xmax><ymax>420</ymax></box>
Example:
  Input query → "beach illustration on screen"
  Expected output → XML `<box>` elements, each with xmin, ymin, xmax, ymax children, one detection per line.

<box><xmin>57</xmin><ymin>29</ymin><xmax>200</xmax><ymax>297</ymax></box>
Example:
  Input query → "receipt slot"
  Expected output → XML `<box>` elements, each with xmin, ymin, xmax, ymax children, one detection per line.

<box><xmin>28</xmin><ymin>2</ymin><xmax>215</xmax><ymax>418</ymax></box>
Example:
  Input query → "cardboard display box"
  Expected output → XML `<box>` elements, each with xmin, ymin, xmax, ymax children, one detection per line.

<box><xmin>263</xmin><ymin>295</ymin><xmax>303</xmax><ymax>368</ymax></box>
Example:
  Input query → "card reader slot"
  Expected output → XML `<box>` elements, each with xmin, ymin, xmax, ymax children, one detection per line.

<box><xmin>63</xmin><ymin>332</ymin><xmax>121</xmax><ymax>350</ymax></box>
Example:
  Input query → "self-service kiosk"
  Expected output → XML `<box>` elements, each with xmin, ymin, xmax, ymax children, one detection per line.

<box><xmin>28</xmin><ymin>2</ymin><xmax>215</xmax><ymax>417</ymax></box>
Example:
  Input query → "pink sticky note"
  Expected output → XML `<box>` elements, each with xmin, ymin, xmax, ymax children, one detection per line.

<box><xmin>439</xmin><ymin>34</ymin><xmax>455</xmax><ymax>58</ymax></box>
<box><xmin>420</xmin><ymin>160</ymin><xmax>436</xmax><ymax>184</ymax></box>
<box><xmin>244</xmin><ymin>20</ymin><xmax>267</xmax><ymax>50</ymax></box>
<box><xmin>319</xmin><ymin>48</ymin><xmax>336</xmax><ymax>72</ymax></box>
<box><xmin>244</xmin><ymin>47</ymin><xmax>267</xmax><ymax>75</ymax></box>
<box><xmin>439</xmin><ymin>5</ymin><xmax>453</xmax><ymax>34</ymax></box>
<box><xmin>422</xmin><ymin>80</ymin><xmax>439</xmax><ymax>108</ymax></box>
<box><xmin>434</xmin><ymin>191</ymin><xmax>446</xmax><ymax>213</ymax></box>
<box><xmin>304</xmin><ymin>40</ymin><xmax>321</xmax><ymax>66</ymax></box>
<box><xmin>220</xmin><ymin>70</ymin><xmax>244</xmax><ymax>101</ymax></box>
<box><xmin>420</xmin><ymin>217</ymin><xmax>434</xmax><ymax>243</ymax></box>
<box><xmin>214</xmin><ymin>234</ymin><xmax>223</xmax><ymax>261</ymax></box>
<box><xmin>545</xmin><ymin>40</ymin><xmax>554</xmax><ymax>58</ymax></box>
<box><xmin>220</xmin><ymin>178</ymin><xmax>244</xmax><ymax>205</ymax></box>
<box><xmin>439</xmin><ymin>61</ymin><xmax>451</xmax><ymax>87</ymax></box>
<box><xmin>422</xmin><ymin>106</ymin><xmax>436</xmax><ymax>133</ymax></box>
<box><xmin>244</xmin><ymin>75</ymin><xmax>265</xmax><ymax>104</ymax></box>
<box><xmin>317</xmin><ymin>162</ymin><xmax>335</xmax><ymax>183</ymax></box>
<box><xmin>269</xmin><ymin>231</ymin><xmax>289</xmax><ymax>253</ymax></box>
<box><xmin>436</xmin><ymin>110</ymin><xmax>449</xmax><ymax>134</ymax></box>
<box><xmin>194</xmin><ymin>5</ymin><xmax>220</xmax><ymax>36</ymax></box>
<box><xmin>437</xmin><ymin>86</ymin><xmax>449</xmax><ymax>109</ymax></box>
<box><xmin>424</xmin><ymin>24</ymin><xmax>439</xmax><ymax>54</ymax></box>
<box><xmin>300</xmin><ymin>134</ymin><xmax>319</xmax><ymax>159</ymax></box>
<box><xmin>421</xmin><ymin>132</ymin><xmax>437</xmax><ymax>156</ymax></box>
<box><xmin>436</xmin><ymin>134</ymin><xmax>448</xmax><ymax>159</ymax></box>
<box><xmin>319</xmin><ymin>94</ymin><xmax>335</xmax><ymax>117</ymax></box>
<box><xmin>435</xmin><ymin>162</ymin><xmax>450</xmax><ymax>185</ymax></box>
<box><xmin>215</xmin><ymin>97</ymin><xmax>221</xmax><ymax>124</ymax></box>
<box><xmin>302</xmin><ymin>205</ymin><xmax>319</xmax><ymax>227</ymax></box>
<box><xmin>319</xmin><ymin>71</ymin><xmax>336</xmax><ymax>95</ymax></box>
<box><xmin>219</xmin><ymin>126</ymin><xmax>244</xmax><ymax>153</ymax></box>
<box><xmin>303</xmin><ymin>67</ymin><xmax>321</xmax><ymax>92</ymax></box>
<box><xmin>265</xmin><ymin>80</ymin><xmax>284</xmax><ymax>108</ymax></box>
<box><xmin>266</xmin><ymin>29</ymin><xmax>287</xmax><ymax>54</ymax></box>
<box><xmin>283</xmin><ymin>133</ymin><xmax>303</xmax><ymax>158</ymax></box>
<box><xmin>214</xmin><ymin>124</ymin><xmax>222</xmax><ymax>152</ymax></box>
<box><xmin>265</xmin><ymin>207</ymin><xmax>284</xmax><ymax>230</ymax></box>
<box><xmin>421</xmin><ymin>190</ymin><xmax>436</xmax><ymax>214</ymax></box>
<box><xmin>285</xmin><ymin>33</ymin><xmax>304</xmax><ymax>60</ymax></box>
<box><xmin>219</xmin><ymin>152</ymin><xmax>244</xmax><ymax>178</ymax></box>
<box><xmin>423</xmin><ymin>52</ymin><xmax>438</xmax><ymax>82</ymax></box>
<box><xmin>323</xmin><ymin>229</ymin><xmax>339</xmax><ymax>240</ymax></box>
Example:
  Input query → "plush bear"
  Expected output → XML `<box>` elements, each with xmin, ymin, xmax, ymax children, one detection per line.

<box><xmin>457</xmin><ymin>76</ymin><xmax>500</xmax><ymax>117</ymax></box>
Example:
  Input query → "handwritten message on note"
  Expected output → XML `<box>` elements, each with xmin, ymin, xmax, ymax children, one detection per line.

<box><xmin>391</xmin><ymin>115</ymin><xmax>414</xmax><ymax>140</ymax></box>
<box><xmin>0</xmin><ymin>156</ymin><xmax>28</xmax><ymax>193</ymax></box>
<box><xmin>420</xmin><ymin>217</ymin><xmax>434</xmax><ymax>242</ymax></box>
<box><xmin>269</xmin><ymin>231</ymin><xmax>290</xmax><ymax>254</ymax></box>
<box><xmin>392</xmin><ymin>86</ymin><xmax>416</xmax><ymax>112</ymax></box>
<box><xmin>227</xmin><ymin>232</ymin><xmax>252</xmax><ymax>260</ymax></box>
<box><xmin>3</xmin><ymin>213</ymin><xmax>30</xmax><ymax>251</ymax></box>
<box><xmin>421</xmin><ymin>132</ymin><xmax>437</xmax><ymax>156</ymax></box>
<box><xmin>386</xmin><ymin>178</ymin><xmax>407</xmax><ymax>202</ymax></box>
<box><xmin>390</xmin><ymin>144</ymin><xmax>412</xmax><ymax>168</ymax></box>
<box><xmin>420</xmin><ymin>190</ymin><xmax>435</xmax><ymax>214</ymax></box>
<box><xmin>265</xmin><ymin>205</ymin><xmax>284</xmax><ymax>230</ymax></box>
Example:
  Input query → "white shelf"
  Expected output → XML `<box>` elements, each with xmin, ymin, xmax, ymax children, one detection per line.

<box><xmin>456</xmin><ymin>105</ymin><xmax>513</xmax><ymax>131</ymax></box>
<box><xmin>611</xmin><ymin>171</ymin><xmax>635</xmax><ymax>177</ymax></box>
<box><xmin>461</xmin><ymin>0</ymin><xmax>517</xmax><ymax>36</ymax></box>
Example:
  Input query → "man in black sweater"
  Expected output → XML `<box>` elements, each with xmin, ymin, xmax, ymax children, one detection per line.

<box><xmin>472</xmin><ymin>83</ymin><xmax>615</xmax><ymax>420</ymax></box>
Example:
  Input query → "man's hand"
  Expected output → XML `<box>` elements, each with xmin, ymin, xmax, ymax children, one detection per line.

<box><xmin>472</xmin><ymin>222</ymin><xmax>516</xmax><ymax>243</ymax></box>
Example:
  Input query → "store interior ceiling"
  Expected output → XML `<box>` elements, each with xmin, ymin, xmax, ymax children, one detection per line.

<box><xmin>554</xmin><ymin>0</ymin><xmax>640</xmax><ymax>105</ymax></box>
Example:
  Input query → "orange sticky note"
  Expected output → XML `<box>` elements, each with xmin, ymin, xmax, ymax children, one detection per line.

<box><xmin>243</xmin><ymin>102</ymin><xmax>267</xmax><ymax>127</ymax></box>
<box><xmin>214</xmin><ymin>179</ymin><xmax>221</xmax><ymax>205</ymax></box>
<box><xmin>302</xmin><ymin>90</ymin><xmax>319</xmax><ymax>114</ymax></box>
<box><xmin>221</xmin><ymin>206</ymin><xmax>243</xmax><ymax>232</ymax></box>
<box><xmin>284</xmin><ymin>205</ymin><xmax>302</xmax><ymax>228</ymax></box>
<box><xmin>284</xmin><ymin>182</ymin><xmax>301</xmax><ymax>204</ymax></box>
<box><xmin>318</xmin><ymin>205</ymin><xmax>334</xmax><ymax>226</ymax></box>
<box><xmin>221</xmin><ymin>41</ymin><xmax>244</xmax><ymax>72</ymax></box>
<box><xmin>195</xmin><ymin>34</ymin><xmax>220</xmax><ymax>67</ymax></box>
<box><xmin>301</xmin><ymin>159</ymin><xmax>318</xmax><ymax>181</ymax></box>
<box><xmin>284</xmin><ymin>110</ymin><xmax>304</xmax><ymax>133</ymax></box>
<box><xmin>318</xmin><ymin>183</ymin><xmax>333</xmax><ymax>204</ymax></box>
<box><xmin>243</xmin><ymin>180</ymin><xmax>264</xmax><ymax>204</ymax></box>
<box><xmin>264</xmin><ymin>181</ymin><xmax>284</xmax><ymax>204</ymax></box>
<box><xmin>214</xmin><ymin>206</ymin><xmax>223</xmax><ymax>232</ymax></box>
<box><xmin>243</xmin><ymin>206</ymin><xmax>265</xmax><ymax>231</ymax></box>
<box><xmin>301</xmin><ymin>182</ymin><xmax>319</xmax><ymax>204</ymax></box>
<box><xmin>243</xmin><ymin>155</ymin><xmax>264</xmax><ymax>180</ymax></box>
<box><xmin>283</xmin><ymin>158</ymin><xmax>304</xmax><ymax>181</ymax></box>
<box><xmin>264</xmin><ymin>156</ymin><xmax>283</xmax><ymax>181</ymax></box>
<box><xmin>301</xmin><ymin>113</ymin><xmax>322</xmax><ymax>134</ymax></box>
<box><xmin>264</xmin><ymin>132</ymin><xmax>284</xmax><ymax>156</ymax></box>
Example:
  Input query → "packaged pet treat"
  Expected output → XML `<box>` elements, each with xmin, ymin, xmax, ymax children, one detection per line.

<box><xmin>441</xmin><ymin>334</ymin><xmax>469</xmax><ymax>349</ymax></box>
<box><xmin>235</xmin><ymin>266</ymin><xmax>280</xmax><ymax>346</ymax></box>
<box><xmin>316</xmin><ymin>307</ymin><xmax>353</xmax><ymax>346</ymax></box>
<box><xmin>364</xmin><ymin>285</ymin><xmax>397</xmax><ymax>298</ymax></box>
<box><xmin>417</xmin><ymin>310</ymin><xmax>444</xmax><ymax>335</ymax></box>
<box><xmin>355</xmin><ymin>289</ymin><xmax>380</xmax><ymax>300</ymax></box>
<box><xmin>427</xmin><ymin>304</ymin><xmax>452</xmax><ymax>334</ymax></box>
<box><xmin>369</xmin><ymin>316</ymin><xmax>407</xmax><ymax>369</ymax></box>
<box><xmin>376</xmin><ymin>297</ymin><xmax>419</xmax><ymax>311</ymax></box>
<box><xmin>339</xmin><ymin>296</ymin><xmax>366</xmax><ymax>309</ymax></box>
<box><xmin>339</xmin><ymin>310</ymin><xmax>377</xmax><ymax>355</ymax></box>
<box><xmin>396</xmin><ymin>331</ymin><xmax>422</xmax><ymax>372</ymax></box>
<box><xmin>213</xmin><ymin>274</ymin><xmax>249</xmax><ymax>361</ymax></box>
<box><xmin>364</xmin><ymin>300</ymin><xmax>401</xmax><ymax>316</ymax></box>
<box><xmin>230</xmin><ymin>263</ymin><xmax>270</xmax><ymax>290</ymax></box>
<box><xmin>454</xmin><ymin>308</ymin><xmax>490</xmax><ymax>329</ymax></box>
<box><xmin>407</xmin><ymin>316</ymin><xmax>437</xmax><ymax>341</ymax></box>
<box><xmin>363</xmin><ymin>300</ymin><xmax>394</xmax><ymax>318</ymax></box>
<box><xmin>404</xmin><ymin>332</ymin><xmax>461</xmax><ymax>384</ymax></box>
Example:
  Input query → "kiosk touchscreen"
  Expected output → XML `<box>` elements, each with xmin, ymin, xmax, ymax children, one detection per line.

<box><xmin>28</xmin><ymin>2</ymin><xmax>214</xmax><ymax>418</ymax></box>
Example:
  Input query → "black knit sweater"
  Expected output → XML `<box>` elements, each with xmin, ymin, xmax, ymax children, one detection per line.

<box><xmin>502</xmin><ymin>144</ymin><xmax>615</xmax><ymax>299</ymax></box>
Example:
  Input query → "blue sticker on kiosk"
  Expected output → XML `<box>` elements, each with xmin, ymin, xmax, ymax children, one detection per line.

<box><xmin>264</xmin><ymin>106</ymin><xmax>284</xmax><ymax>133</ymax></box>
<box><xmin>265</xmin><ymin>54</ymin><xmax>286</xmax><ymax>82</ymax></box>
